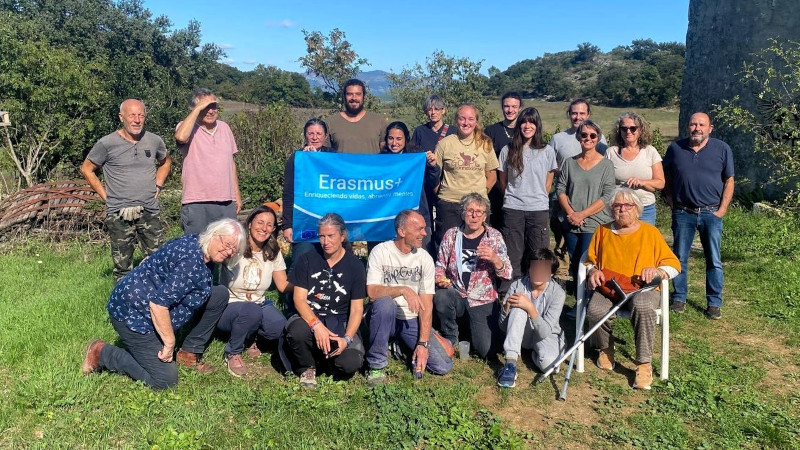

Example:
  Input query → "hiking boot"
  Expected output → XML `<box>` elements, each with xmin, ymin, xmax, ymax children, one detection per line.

<box><xmin>496</xmin><ymin>362</ymin><xmax>518</xmax><ymax>388</ymax></box>
<box><xmin>670</xmin><ymin>301</ymin><xmax>686</xmax><ymax>313</ymax></box>
<box><xmin>225</xmin><ymin>353</ymin><xmax>247</xmax><ymax>377</ymax></box>
<box><xmin>705</xmin><ymin>306</ymin><xmax>721</xmax><ymax>320</ymax></box>
<box><xmin>176</xmin><ymin>349</ymin><xmax>215</xmax><ymax>374</ymax></box>
<box><xmin>366</xmin><ymin>369</ymin><xmax>386</xmax><ymax>387</ymax></box>
<box><xmin>81</xmin><ymin>339</ymin><xmax>105</xmax><ymax>375</ymax></box>
<box><xmin>245</xmin><ymin>342</ymin><xmax>261</xmax><ymax>359</ymax></box>
<box><xmin>299</xmin><ymin>368</ymin><xmax>317</xmax><ymax>389</ymax></box>
<box><xmin>596</xmin><ymin>346</ymin><xmax>615</xmax><ymax>371</ymax></box>
<box><xmin>633</xmin><ymin>362</ymin><xmax>653</xmax><ymax>390</ymax></box>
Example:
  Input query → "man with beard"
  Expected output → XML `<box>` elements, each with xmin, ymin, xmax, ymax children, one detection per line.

<box><xmin>81</xmin><ymin>99</ymin><xmax>171</xmax><ymax>282</ymax></box>
<box><xmin>485</xmin><ymin>92</ymin><xmax>523</xmax><ymax>230</ymax></box>
<box><xmin>325</xmin><ymin>79</ymin><xmax>387</xmax><ymax>154</ymax></box>
<box><xmin>663</xmin><ymin>112</ymin><xmax>734</xmax><ymax>320</ymax></box>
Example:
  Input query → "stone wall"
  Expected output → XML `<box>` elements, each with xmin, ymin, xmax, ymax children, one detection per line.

<box><xmin>681</xmin><ymin>0</ymin><xmax>800</xmax><ymax>195</ymax></box>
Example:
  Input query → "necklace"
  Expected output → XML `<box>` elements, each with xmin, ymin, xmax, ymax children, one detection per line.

<box><xmin>459</xmin><ymin>137</ymin><xmax>475</xmax><ymax>147</ymax></box>
<box><xmin>503</xmin><ymin>126</ymin><xmax>512</xmax><ymax>139</ymax></box>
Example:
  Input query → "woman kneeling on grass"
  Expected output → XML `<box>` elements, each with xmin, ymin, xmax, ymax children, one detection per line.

<box><xmin>283</xmin><ymin>213</ymin><xmax>365</xmax><ymax>389</ymax></box>
<box><xmin>217</xmin><ymin>206</ymin><xmax>293</xmax><ymax>377</ymax></box>
<box><xmin>497</xmin><ymin>248</ymin><xmax>566</xmax><ymax>388</ymax></box>
<box><xmin>82</xmin><ymin>218</ymin><xmax>245</xmax><ymax>389</ymax></box>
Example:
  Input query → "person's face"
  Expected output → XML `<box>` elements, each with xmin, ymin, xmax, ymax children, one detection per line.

<box><xmin>118</xmin><ymin>101</ymin><xmax>146</xmax><ymax>138</ymax></box>
<box><xmin>197</xmin><ymin>95</ymin><xmax>219</xmax><ymax>126</ymax></box>
<box><xmin>344</xmin><ymin>85</ymin><xmax>365</xmax><ymax>115</ymax></box>
<box><xmin>520</xmin><ymin>119</ymin><xmax>536</xmax><ymax>142</ymax></box>
<box><xmin>400</xmin><ymin>213</ymin><xmax>426</xmax><ymax>250</ymax></box>
<box><xmin>528</xmin><ymin>260</ymin><xmax>552</xmax><ymax>286</ymax></box>
<box><xmin>579</xmin><ymin>127</ymin><xmax>599</xmax><ymax>151</ymax></box>
<box><xmin>462</xmin><ymin>201</ymin><xmax>486</xmax><ymax>231</ymax></box>
<box><xmin>305</xmin><ymin>124</ymin><xmax>326</xmax><ymax>149</ymax></box>
<box><xmin>456</xmin><ymin>107</ymin><xmax>478</xmax><ymax>138</ymax></box>
<box><xmin>620</xmin><ymin>117</ymin><xmax>640</xmax><ymax>147</ymax></box>
<box><xmin>426</xmin><ymin>106</ymin><xmax>446</xmax><ymax>124</ymax></box>
<box><xmin>611</xmin><ymin>197</ymin><xmax>638</xmax><ymax>227</ymax></box>
<box><xmin>386</xmin><ymin>128</ymin><xmax>406</xmax><ymax>153</ymax></box>
<box><xmin>569</xmin><ymin>103</ymin><xmax>590</xmax><ymax>130</ymax></box>
<box><xmin>318</xmin><ymin>224</ymin><xmax>346</xmax><ymax>256</ymax></box>
<box><xmin>248</xmin><ymin>212</ymin><xmax>275</xmax><ymax>247</ymax></box>
<box><xmin>688</xmin><ymin>113</ymin><xmax>713</xmax><ymax>146</ymax></box>
<box><xmin>209</xmin><ymin>233</ymin><xmax>240</xmax><ymax>263</ymax></box>
<box><xmin>502</xmin><ymin>98</ymin><xmax>521</xmax><ymax>122</ymax></box>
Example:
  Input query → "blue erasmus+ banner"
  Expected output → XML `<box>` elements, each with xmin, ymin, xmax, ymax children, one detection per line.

<box><xmin>292</xmin><ymin>152</ymin><xmax>426</xmax><ymax>242</ymax></box>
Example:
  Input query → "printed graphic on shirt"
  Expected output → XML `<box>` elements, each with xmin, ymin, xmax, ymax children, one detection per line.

<box><xmin>307</xmin><ymin>268</ymin><xmax>348</xmax><ymax>315</ymax></box>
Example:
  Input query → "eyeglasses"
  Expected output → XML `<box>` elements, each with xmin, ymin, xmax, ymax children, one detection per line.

<box><xmin>620</xmin><ymin>126</ymin><xmax>638</xmax><ymax>134</ymax></box>
<box><xmin>466</xmin><ymin>209</ymin><xmax>486</xmax><ymax>217</ymax></box>
<box><xmin>580</xmin><ymin>132</ymin><xmax>598</xmax><ymax>140</ymax></box>
<box><xmin>611</xmin><ymin>203</ymin><xmax>636</xmax><ymax>210</ymax></box>
<box><xmin>216</xmin><ymin>234</ymin><xmax>238</xmax><ymax>253</ymax></box>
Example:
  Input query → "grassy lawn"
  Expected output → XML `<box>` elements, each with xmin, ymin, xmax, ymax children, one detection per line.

<box><xmin>0</xmin><ymin>207</ymin><xmax>798</xmax><ymax>448</ymax></box>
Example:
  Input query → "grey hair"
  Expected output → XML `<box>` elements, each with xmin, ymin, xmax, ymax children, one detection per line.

<box><xmin>318</xmin><ymin>212</ymin><xmax>348</xmax><ymax>240</ymax></box>
<box><xmin>394</xmin><ymin>209</ymin><xmax>420</xmax><ymax>234</ymax></box>
<box><xmin>423</xmin><ymin>94</ymin><xmax>446</xmax><ymax>111</ymax></box>
<box><xmin>607</xmin><ymin>188</ymin><xmax>644</xmax><ymax>218</ymax></box>
<box><xmin>575</xmin><ymin>120</ymin><xmax>602</xmax><ymax>141</ymax></box>
<box><xmin>459</xmin><ymin>193</ymin><xmax>490</xmax><ymax>223</ymax></box>
<box><xmin>190</xmin><ymin>88</ymin><xmax>215</xmax><ymax>107</ymax></box>
<box><xmin>119</xmin><ymin>99</ymin><xmax>146</xmax><ymax>115</ymax></box>
<box><xmin>198</xmin><ymin>218</ymin><xmax>246</xmax><ymax>263</ymax></box>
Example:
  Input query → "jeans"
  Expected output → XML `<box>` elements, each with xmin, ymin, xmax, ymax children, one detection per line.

<box><xmin>433</xmin><ymin>287</ymin><xmax>502</xmax><ymax>359</ymax></box>
<box><xmin>640</xmin><ymin>204</ymin><xmax>657</xmax><ymax>225</ymax></box>
<box><xmin>365</xmin><ymin>296</ymin><xmax>453</xmax><ymax>375</ymax></box>
<box><xmin>502</xmin><ymin>208</ymin><xmax>550</xmax><ymax>280</ymax></box>
<box><xmin>671</xmin><ymin>209</ymin><xmax>724</xmax><ymax>308</ymax></box>
<box><xmin>498</xmin><ymin>307</ymin><xmax>565</xmax><ymax>371</ymax></box>
<box><xmin>562</xmin><ymin>225</ymin><xmax>594</xmax><ymax>281</ymax></box>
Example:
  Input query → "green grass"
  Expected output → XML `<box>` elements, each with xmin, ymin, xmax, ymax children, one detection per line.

<box><xmin>0</xmin><ymin>207</ymin><xmax>798</xmax><ymax>448</ymax></box>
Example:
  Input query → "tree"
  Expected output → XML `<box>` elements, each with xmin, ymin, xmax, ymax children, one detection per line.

<box><xmin>573</xmin><ymin>42</ymin><xmax>600</xmax><ymax>63</ymax></box>
<box><xmin>298</xmin><ymin>28</ymin><xmax>368</xmax><ymax>101</ymax></box>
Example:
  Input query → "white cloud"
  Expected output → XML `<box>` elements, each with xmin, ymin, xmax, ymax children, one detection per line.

<box><xmin>217</xmin><ymin>43</ymin><xmax>235</xmax><ymax>50</ymax></box>
<box><xmin>243</xmin><ymin>60</ymin><xmax>257</xmax><ymax>65</ymax></box>
<box><xmin>221</xmin><ymin>58</ymin><xmax>236</xmax><ymax>65</ymax></box>
<box><xmin>266</xmin><ymin>19</ymin><xmax>298</xmax><ymax>28</ymax></box>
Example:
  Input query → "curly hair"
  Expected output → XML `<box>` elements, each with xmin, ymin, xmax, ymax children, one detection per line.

<box><xmin>610</xmin><ymin>112</ymin><xmax>653</xmax><ymax>148</ymax></box>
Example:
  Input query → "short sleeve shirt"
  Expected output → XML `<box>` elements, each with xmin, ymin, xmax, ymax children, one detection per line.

<box><xmin>220</xmin><ymin>251</ymin><xmax>287</xmax><ymax>304</ymax></box>
<box><xmin>605</xmin><ymin>145</ymin><xmax>663</xmax><ymax>206</ymax></box>
<box><xmin>290</xmin><ymin>248</ymin><xmax>367</xmax><ymax>317</ymax></box>
<box><xmin>178</xmin><ymin>120</ymin><xmax>238</xmax><ymax>204</ymax></box>
<box><xmin>435</xmin><ymin>134</ymin><xmax>499</xmax><ymax>203</ymax></box>
<box><xmin>325</xmin><ymin>111</ymin><xmax>387</xmax><ymax>154</ymax></box>
<box><xmin>484</xmin><ymin>122</ymin><xmax>514</xmax><ymax>156</ymax></box>
<box><xmin>366</xmin><ymin>240</ymin><xmax>435</xmax><ymax>320</ymax></box>
<box><xmin>86</xmin><ymin>130</ymin><xmax>167</xmax><ymax>212</ymax></box>
<box><xmin>555</xmin><ymin>157</ymin><xmax>616</xmax><ymax>233</ymax></box>
<box><xmin>498</xmin><ymin>144</ymin><xmax>558</xmax><ymax>211</ymax></box>
<box><xmin>663</xmin><ymin>138</ymin><xmax>735</xmax><ymax>208</ymax></box>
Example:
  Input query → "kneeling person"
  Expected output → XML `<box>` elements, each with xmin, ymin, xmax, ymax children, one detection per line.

<box><xmin>366</xmin><ymin>210</ymin><xmax>453</xmax><ymax>386</ymax></box>
<box><xmin>497</xmin><ymin>249</ymin><xmax>566</xmax><ymax>388</ymax></box>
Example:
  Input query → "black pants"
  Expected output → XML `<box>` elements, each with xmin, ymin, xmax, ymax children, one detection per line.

<box><xmin>283</xmin><ymin>314</ymin><xmax>364</xmax><ymax>377</ymax></box>
<box><xmin>503</xmin><ymin>208</ymin><xmax>550</xmax><ymax>279</ymax></box>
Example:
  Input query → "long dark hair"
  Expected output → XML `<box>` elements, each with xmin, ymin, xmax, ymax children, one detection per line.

<box><xmin>243</xmin><ymin>205</ymin><xmax>280</xmax><ymax>262</ymax></box>
<box><xmin>507</xmin><ymin>107</ymin><xmax>546</xmax><ymax>176</ymax></box>
<box><xmin>383</xmin><ymin>121</ymin><xmax>410</xmax><ymax>152</ymax></box>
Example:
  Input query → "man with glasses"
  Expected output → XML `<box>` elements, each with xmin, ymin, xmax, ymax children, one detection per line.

<box><xmin>81</xmin><ymin>99</ymin><xmax>171</xmax><ymax>282</ymax></box>
<box><xmin>663</xmin><ymin>112</ymin><xmax>734</xmax><ymax>320</ymax></box>
<box><xmin>485</xmin><ymin>92</ymin><xmax>523</xmax><ymax>230</ymax></box>
<box><xmin>175</xmin><ymin>88</ymin><xmax>242</xmax><ymax>234</ymax></box>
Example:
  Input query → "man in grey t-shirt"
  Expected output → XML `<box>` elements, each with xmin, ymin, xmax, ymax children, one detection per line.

<box><xmin>81</xmin><ymin>99</ymin><xmax>171</xmax><ymax>282</ymax></box>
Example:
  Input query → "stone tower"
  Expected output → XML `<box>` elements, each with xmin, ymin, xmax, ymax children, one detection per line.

<box><xmin>681</xmin><ymin>0</ymin><xmax>800</xmax><ymax>193</ymax></box>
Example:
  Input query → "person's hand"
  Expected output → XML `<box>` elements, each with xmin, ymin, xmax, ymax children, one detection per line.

<box><xmin>303</xmin><ymin>145</ymin><xmax>319</xmax><ymax>152</ymax></box>
<box><xmin>158</xmin><ymin>345</ymin><xmax>174</xmax><ymax>362</ymax></box>
<box><xmin>327</xmin><ymin>336</ymin><xmax>347</xmax><ymax>358</ymax></box>
<box><xmin>476</xmin><ymin>244</ymin><xmax>498</xmax><ymax>265</ymax></box>
<box><xmin>283</xmin><ymin>228</ymin><xmax>294</xmax><ymax>243</ymax></box>
<box><xmin>436</xmin><ymin>276</ymin><xmax>452</xmax><ymax>289</ymax></box>
<box><xmin>194</xmin><ymin>97</ymin><xmax>217</xmax><ymax>111</ymax></box>
<box><xmin>640</xmin><ymin>267</ymin><xmax>664</xmax><ymax>284</ymax></box>
<box><xmin>403</xmin><ymin>288</ymin><xmax>424</xmax><ymax>313</ymax></box>
<box><xmin>426</xmin><ymin>151</ymin><xmax>437</xmax><ymax>166</ymax></box>
<box><xmin>588</xmin><ymin>268</ymin><xmax>606</xmax><ymax>289</ymax></box>
<box><xmin>313</xmin><ymin>324</ymin><xmax>336</xmax><ymax>355</ymax></box>
<box><xmin>506</xmin><ymin>292</ymin><xmax>537</xmax><ymax>318</ymax></box>
<box><xmin>713</xmin><ymin>209</ymin><xmax>725</xmax><ymax>218</ymax></box>
<box><xmin>235</xmin><ymin>197</ymin><xmax>242</xmax><ymax>214</ymax></box>
<box><xmin>625</xmin><ymin>177</ymin><xmax>643</xmax><ymax>189</ymax></box>
<box><xmin>412</xmin><ymin>344</ymin><xmax>429</xmax><ymax>374</ymax></box>
<box><xmin>567</xmin><ymin>211</ymin><xmax>585</xmax><ymax>227</ymax></box>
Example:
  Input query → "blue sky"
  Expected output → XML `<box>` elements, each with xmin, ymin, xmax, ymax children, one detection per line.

<box><xmin>141</xmin><ymin>0</ymin><xmax>690</xmax><ymax>74</ymax></box>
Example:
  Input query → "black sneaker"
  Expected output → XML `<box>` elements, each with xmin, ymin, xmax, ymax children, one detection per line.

<box><xmin>705</xmin><ymin>306</ymin><xmax>721</xmax><ymax>320</ymax></box>
<box><xmin>670</xmin><ymin>301</ymin><xmax>686</xmax><ymax>313</ymax></box>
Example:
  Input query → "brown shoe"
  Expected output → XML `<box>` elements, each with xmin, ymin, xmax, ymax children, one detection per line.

<box><xmin>225</xmin><ymin>354</ymin><xmax>247</xmax><ymax>377</ymax></box>
<box><xmin>176</xmin><ymin>349</ymin><xmax>215</xmax><ymax>374</ymax></box>
<box><xmin>596</xmin><ymin>345</ymin><xmax>615</xmax><ymax>371</ymax></box>
<box><xmin>633</xmin><ymin>362</ymin><xmax>653</xmax><ymax>390</ymax></box>
<box><xmin>245</xmin><ymin>342</ymin><xmax>261</xmax><ymax>359</ymax></box>
<box><xmin>81</xmin><ymin>339</ymin><xmax>105</xmax><ymax>375</ymax></box>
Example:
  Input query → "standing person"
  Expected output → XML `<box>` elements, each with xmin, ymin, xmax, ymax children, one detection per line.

<box><xmin>498</xmin><ymin>107</ymin><xmax>558</xmax><ymax>281</ymax></box>
<box><xmin>555</xmin><ymin>121</ymin><xmax>616</xmax><ymax>282</ymax></box>
<box><xmin>434</xmin><ymin>104</ymin><xmax>499</xmax><ymax>246</ymax></box>
<box><xmin>283</xmin><ymin>213</ymin><xmax>366</xmax><ymax>388</ymax></box>
<box><xmin>325</xmin><ymin>78</ymin><xmax>387</xmax><ymax>154</ymax></box>
<box><xmin>485</xmin><ymin>92</ymin><xmax>523</xmax><ymax>231</ymax></box>
<box><xmin>81</xmin><ymin>219</ymin><xmax>245</xmax><ymax>388</ymax></box>
<box><xmin>175</xmin><ymin>88</ymin><xmax>242</xmax><ymax>234</ymax></box>
<box><xmin>364</xmin><ymin>210</ymin><xmax>453</xmax><ymax>386</ymax></box>
<box><xmin>606</xmin><ymin>112</ymin><xmax>664</xmax><ymax>225</ymax></box>
<box><xmin>663</xmin><ymin>112</ymin><xmax>734</xmax><ymax>320</ymax></box>
<box><xmin>81</xmin><ymin>99</ymin><xmax>171</xmax><ymax>282</ymax></box>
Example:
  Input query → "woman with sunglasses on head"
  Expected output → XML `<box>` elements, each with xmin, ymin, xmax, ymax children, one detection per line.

<box><xmin>555</xmin><ymin>120</ymin><xmax>616</xmax><ymax>282</ymax></box>
<box><xmin>606</xmin><ymin>113</ymin><xmax>664</xmax><ymax>225</ymax></box>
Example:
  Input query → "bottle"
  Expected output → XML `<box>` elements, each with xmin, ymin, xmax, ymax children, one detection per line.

<box><xmin>412</xmin><ymin>360</ymin><xmax>423</xmax><ymax>379</ymax></box>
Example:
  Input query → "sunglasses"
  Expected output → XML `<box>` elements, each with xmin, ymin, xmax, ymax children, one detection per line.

<box><xmin>580</xmin><ymin>132</ymin><xmax>598</xmax><ymax>140</ymax></box>
<box><xmin>620</xmin><ymin>126</ymin><xmax>638</xmax><ymax>133</ymax></box>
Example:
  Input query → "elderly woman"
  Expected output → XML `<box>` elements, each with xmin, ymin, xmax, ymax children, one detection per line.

<box><xmin>433</xmin><ymin>104</ymin><xmax>499</xmax><ymax>246</ymax></box>
<box><xmin>81</xmin><ymin>218</ymin><xmax>245</xmax><ymax>389</ymax></box>
<box><xmin>283</xmin><ymin>213</ymin><xmax>365</xmax><ymax>389</ymax></box>
<box><xmin>606</xmin><ymin>113</ymin><xmax>664</xmax><ymax>225</ymax></box>
<box><xmin>585</xmin><ymin>188</ymin><xmax>680</xmax><ymax>390</ymax></box>
<box><xmin>434</xmin><ymin>193</ymin><xmax>512</xmax><ymax>360</ymax></box>
<box><xmin>217</xmin><ymin>206</ymin><xmax>292</xmax><ymax>377</ymax></box>
<box><xmin>556</xmin><ymin>120</ymin><xmax>616</xmax><ymax>282</ymax></box>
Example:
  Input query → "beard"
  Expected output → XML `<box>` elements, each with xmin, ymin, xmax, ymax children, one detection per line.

<box><xmin>689</xmin><ymin>132</ymin><xmax>706</xmax><ymax>144</ymax></box>
<box><xmin>345</xmin><ymin>102</ymin><xmax>364</xmax><ymax>115</ymax></box>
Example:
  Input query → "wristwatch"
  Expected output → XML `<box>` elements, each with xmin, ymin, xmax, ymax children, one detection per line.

<box><xmin>416</xmin><ymin>341</ymin><xmax>429</xmax><ymax>349</ymax></box>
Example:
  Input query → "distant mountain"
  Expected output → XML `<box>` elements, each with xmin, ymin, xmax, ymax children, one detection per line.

<box><xmin>305</xmin><ymin>70</ymin><xmax>392</xmax><ymax>99</ymax></box>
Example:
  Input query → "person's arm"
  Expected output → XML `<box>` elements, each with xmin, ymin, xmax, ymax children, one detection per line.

<box><xmin>412</xmin><ymin>293</ymin><xmax>434</xmax><ymax>373</ymax></box>
<box><xmin>528</xmin><ymin>283</ymin><xmax>565</xmax><ymax>341</ymax></box>
<box><xmin>80</xmin><ymin>159</ymin><xmax>106</xmax><ymax>201</ymax></box>
<box><xmin>498</xmin><ymin>170</ymin><xmax>508</xmax><ymax>193</ymax></box>
<box><xmin>715</xmin><ymin>176</ymin><xmax>735</xmax><ymax>217</ymax></box>
<box><xmin>154</xmin><ymin>155</ymin><xmax>171</xmax><ymax>199</ymax></box>
<box><xmin>328</xmin><ymin>298</ymin><xmax>364</xmax><ymax>358</ymax></box>
<box><xmin>640</xmin><ymin>161</ymin><xmax>665</xmax><ymax>191</ymax></box>
<box><xmin>485</xmin><ymin>169</ymin><xmax>497</xmax><ymax>192</ymax></box>
<box><xmin>367</xmin><ymin>284</ymin><xmax>423</xmax><ymax>312</ymax></box>
<box><xmin>272</xmin><ymin>270</ymin><xmax>292</xmax><ymax>294</ymax></box>
<box><xmin>149</xmin><ymin>302</ymin><xmax>175</xmax><ymax>362</ymax></box>
<box><xmin>175</xmin><ymin>98</ymin><xmax>216</xmax><ymax>143</ymax></box>
<box><xmin>293</xmin><ymin>286</ymin><xmax>335</xmax><ymax>354</ymax></box>
<box><xmin>545</xmin><ymin>170</ymin><xmax>555</xmax><ymax>194</ymax></box>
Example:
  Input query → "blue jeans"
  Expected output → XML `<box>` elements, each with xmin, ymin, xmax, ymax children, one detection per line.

<box><xmin>640</xmin><ymin>204</ymin><xmax>656</xmax><ymax>225</ymax></box>
<box><xmin>365</xmin><ymin>296</ymin><xmax>453</xmax><ymax>375</ymax></box>
<box><xmin>562</xmin><ymin>225</ymin><xmax>594</xmax><ymax>281</ymax></box>
<box><xmin>671</xmin><ymin>209</ymin><xmax>723</xmax><ymax>308</ymax></box>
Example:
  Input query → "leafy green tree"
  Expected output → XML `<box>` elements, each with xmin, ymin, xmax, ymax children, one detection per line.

<box><xmin>298</xmin><ymin>28</ymin><xmax>368</xmax><ymax>102</ymax></box>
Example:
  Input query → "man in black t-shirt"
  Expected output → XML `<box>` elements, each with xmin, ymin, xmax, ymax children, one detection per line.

<box><xmin>484</xmin><ymin>92</ymin><xmax>523</xmax><ymax>231</ymax></box>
